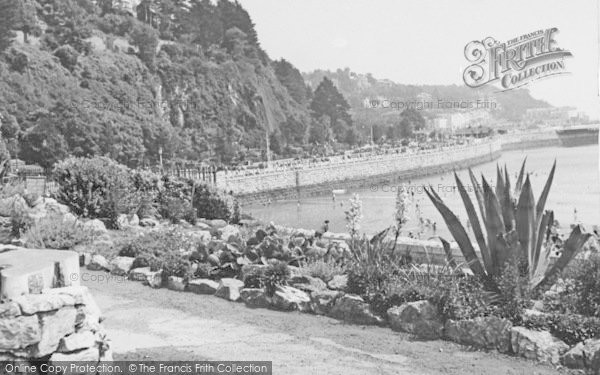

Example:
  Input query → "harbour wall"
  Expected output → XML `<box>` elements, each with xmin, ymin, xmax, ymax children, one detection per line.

<box><xmin>221</xmin><ymin>140</ymin><xmax>502</xmax><ymax>205</ymax></box>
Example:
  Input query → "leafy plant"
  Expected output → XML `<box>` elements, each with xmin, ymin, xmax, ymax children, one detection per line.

<box><xmin>262</xmin><ymin>261</ymin><xmax>290</xmax><ymax>296</ymax></box>
<box><xmin>21</xmin><ymin>214</ymin><xmax>96</xmax><ymax>250</ymax></box>
<box><xmin>300</xmin><ymin>259</ymin><xmax>345</xmax><ymax>282</ymax></box>
<box><xmin>523</xmin><ymin>312</ymin><xmax>600</xmax><ymax>346</ymax></box>
<box><xmin>425</xmin><ymin>159</ymin><xmax>592</xmax><ymax>293</ymax></box>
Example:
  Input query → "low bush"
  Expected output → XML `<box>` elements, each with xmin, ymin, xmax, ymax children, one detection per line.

<box><xmin>21</xmin><ymin>214</ymin><xmax>96</xmax><ymax>250</ymax></box>
<box><xmin>119</xmin><ymin>227</ymin><xmax>200</xmax><ymax>280</ymax></box>
<box><xmin>562</xmin><ymin>254</ymin><xmax>600</xmax><ymax>318</ymax></box>
<box><xmin>523</xmin><ymin>312</ymin><xmax>600</xmax><ymax>346</ymax></box>
<box><xmin>300</xmin><ymin>259</ymin><xmax>345</xmax><ymax>282</ymax></box>
<box><xmin>53</xmin><ymin>157</ymin><xmax>135</xmax><ymax>222</ymax></box>
<box><xmin>262</xmin><ymin>261</ymin><xmax>290</xmax><ymax>296</ymax></box>
<box><xmin>192</xmin><ymin>184</ymin><xmax>239</xmax><ymax>223</ymax></box>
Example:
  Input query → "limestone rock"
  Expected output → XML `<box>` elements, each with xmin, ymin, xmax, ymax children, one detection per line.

<box><xmin>0</xmin><ymin>302</ymin><xmax>21</xmax><ymax>317</ymax></box>
<box><xmin>562</xmin><ymin>342</ymin><xmax>586</xmax><ymax>369</ymax></box>
<box><xmin>582</xmin><ymin>339</ymin><xmax>600</xmax><ymax>372</ymax></box>
<box><xmin>33</xmin><ymin>307</ymin><xmax>77</xmax><ymax>357</ymax></box>
<box><xmin>387</xmin><ymin>300</ymin><xmax>443</xmax><ymax>339</ymax></box>
<box><xmin>0</xmin><ymin>195</ymin><xmax>27</xmax><ymax>217</ymax></box>
<box><xmin>187</xmin><ymin>279</ymin><xmax>219</xmax><ymax>295</ymax></box>
<box><xmin>109</xmin><ymin>256</ymin><xmax>135</xmax><ymax>276</ymax></box>
<box><xmin>444</xmin><ymin>316</ymin><xmax>512</xmax><ymax>352</ymax></box>
<box><xmin>87</xmin><ymin>254</ymin><xmax>110</xmax><ymax>271</ymax></box>
<box><xmin>0</xmin><ymin>315</ymin><xmax>41</xmax><ymax>349</ymax></box>
<box><xmin>166</xmin><ymin>276</ymin><xmax>186</xmax><ymax>292</ymax></box>
<box><xmin>50</xmin><ymin>345</ymin><xmax>100</xmax><ymax>363</ymax></box>
<box><xmin>195</xmin><ymin>221</ymin><xmax>211</xmax><ymax>230</ymax></box>
<box><xmin>128</xmin><ymin>267</ymin><xmax>151</xmax><ymax>281</ymax></box>
<box><xmin>145</xmin><ymin>269</ymin><xmax>163</xmax><ymax>288</ymax></box>
<box><xmin>139</xmin><ymin>217</ymin><xmax>159</xmax><ymax>227</ymax></box>
<box><xmin>327</xmin><ymin>274</ymin><xmax>348</xmax><ymax>291</ymax></box>
<box><xmin>14</xmin><ymin>294</ymin><xmax>75</xmax><ymax>315</ymax></box>
<box><xmin>219</xmin><ymin>225</ymin><xmax>240</xmax><ymax>242</ymax></box>
<box><xmin>208</xmin><ymin>219</ymin><xmax>228</xmax><ymax>229</ymax></box>
<box><xmin>270</xmin><ymin>286</ymin><xmax>311</xmax><ymax>312</ymax></box>
<box><xmin>240</xmin><ymin>288</ymin><xmax>270</xmax><ymax>309</ymax></box>
<box><xmin>240</xmin><ymin>264</ymin><xmax>268</xmax><ymax>280</ymax></box>
<box><xmin>510</xmin><ymin>327</ymin><xmax>569</xmax><ymax>365</ymax></box>
<box><xmin>81</xmin><ymin>219</ymin><xmax>107</xmax><ymax>235</ymax></box>
<box><xmin>310</xmin><ymin>290</ymin><xmax>341</xmax><ymax>315</ymax></box>
<box><xmin>214</xmin><ymin>278</ymin><xmax>244</xmax><ymax>302</ymax></box>
<box><xmin>116</xmin><ymin>213</ymin><xmax>139</xmax><ymax>229</ymax></box>
<box><xmin>289</xmin><ymin>275</ymin><xmax>327</xmax><ymax>294</ymax></box>
<box><xmin>329</xmin><ymin>294</ymin><xmax>383</xmax><ymax>325</ymax></box>
<box><xmin>58</xmin><ymin>331</ymin><xmax>96</xmax><ymax>353</ymax></box>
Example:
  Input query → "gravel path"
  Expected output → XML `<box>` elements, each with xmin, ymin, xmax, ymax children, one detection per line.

<box><xmin>83</xmin><ymin>271</ymin><xmax>569</xmax><ymax>375</ymax></box>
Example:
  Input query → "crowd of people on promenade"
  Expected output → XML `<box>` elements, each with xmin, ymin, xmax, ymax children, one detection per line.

<box><xmin>218</xmin><ymin>138</ymin><xmax>485</xmax><ymax>178</ymax></box>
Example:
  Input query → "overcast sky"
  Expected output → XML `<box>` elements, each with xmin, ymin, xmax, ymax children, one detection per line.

<box><xmin>238</xmin><ymin>0</ymin><xmax>600</xmax><ymax>120</ymax></box>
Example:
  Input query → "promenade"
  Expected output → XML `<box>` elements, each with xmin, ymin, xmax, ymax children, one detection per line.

<box><xmin>216</xmin><ymin>139</ymin><xmax>502</xmax><ymax>196</ymax></box>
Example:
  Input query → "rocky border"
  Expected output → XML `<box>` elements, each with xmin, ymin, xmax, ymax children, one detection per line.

<box><xmin>83</xmin><ymin>250</ymin><xmax>599</xmax><ymax>372</ymax></box>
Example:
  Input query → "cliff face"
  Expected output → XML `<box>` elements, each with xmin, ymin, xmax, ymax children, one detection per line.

<box><xmin>0</xmin><ymin>31</ymin><xmax>310</xmax><ymax>167</ymax></box>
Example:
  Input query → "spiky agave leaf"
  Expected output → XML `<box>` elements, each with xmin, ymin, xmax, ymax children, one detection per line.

<box><xmin>495</xmin><ymin>169</ymin><xmax>515</xmax><ymax>232</ymax></box>
<box><xmin>516</xmin><ymin>176</ymin><xmax>536</xmax><ymax>270</ymax></box>
<box><xmin>531</xmin><ymin>210</ymin><xmax>553</xmax><ymax>278</ymax></box>
<box><xmin>454</xmin><ymin>172</ymin><xmax>492</xmax><ymax>273</ymax></box>
<box><xmin>534</xmin><ymin>225</ymin><xmax>592</xmax><ymax>290</ymax></box>
<box><xmin>481</xmin><ymin>176</ymin><xmax>505</xmax><ymax>276</ymax></box>
<box><xmin>514</xmin><ymin>158</ymin><xmax>527</xmax><ymax>197</ymax></box>
<box><xmin>424</xmin><ymin>186</ymin><xmax>486</xmax><ymax>278</ymax></box>
<box><xmin>469</xmin><ymin>168</ymin><xmax>486</xmax><ymax>222</ymax></box>
<box><xmin>536</xmin><ymin>160</ymin><xmax>556</xmax><ymax>225</ymax></box>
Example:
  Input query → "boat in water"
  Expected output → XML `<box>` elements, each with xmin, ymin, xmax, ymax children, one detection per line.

<box><xmin>332</xmin><ymin>189</ymin><xmax>346</xmax><ymax>195</ymax></box>
<box><xmin>555</xmin><ymin>124</ymin><xmax>599</xmax><ymax>147</ymax></box>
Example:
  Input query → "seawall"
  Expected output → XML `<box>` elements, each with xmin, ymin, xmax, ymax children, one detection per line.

<box><xmin>222</xmin><ymin>140</ymin><xmax>501</xmax><ymax>205</ymax></box>
<box><xmin>499</xmin><ymin>130</ymin><xmax>560</xmax><ymax>151</ymax></box>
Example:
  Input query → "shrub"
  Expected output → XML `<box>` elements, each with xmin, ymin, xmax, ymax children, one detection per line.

<box><xmin>159</xmin><ymin>175</ymin><xmax>237</xmax><ymax>223</ymax></box>
<box><xmin>21</xmin><ymin>214</ymin><xmax>96</xmax><ymax>250</ymax></box>
<box><xmin>523</xmin><ymin>313</ymin><xmax>600</xmax><ymax>346</ymax></box>
<box><xmin>300</xmin><ymin>259</ymin><xmax>345</xmax><ymax>282</ymax></box>
<box><xmin>564</xmin><ymin>254</ymin><xmax>600</xmax><ymax>318</ymax></box>
<box><xmin>119</xmin><ymin>227</ymin><xmax>199</xmax><ymax>279</ymax></box>
<box><xmin>53</xmin><ymin>156</ymin><xmax>134</xmax><ymax>220</ymax></box>
<box><xmin>192</xmin><ymin>184</ymin><xmax>239</xmax><ymax>222</ymax></box>
<box><xmin>54</xmin><ymin>45</ymin><xmax>78</xmax><ymax>71</ymax></box>
<box><xmin>262</xmin><ymin>261</ymin><xmax>290</xmax><ymax>296</ymax></box>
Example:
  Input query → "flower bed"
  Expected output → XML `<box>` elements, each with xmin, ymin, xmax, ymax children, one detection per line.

<box><xmin>74</xmin><ymin>219</ymin><xmax>600</xmax><ymax>372</ymax></box>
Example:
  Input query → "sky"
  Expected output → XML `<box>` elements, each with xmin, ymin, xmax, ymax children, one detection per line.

<box><xmin>237</xmin><ymin>0</ymin><xmax>600</xmax><ymax>120</ymax></box>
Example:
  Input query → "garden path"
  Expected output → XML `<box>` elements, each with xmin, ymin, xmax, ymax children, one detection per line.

<box><xmin>83</xmin><ymin>271</ymin><xmax>566</xmax><ymax>375</ymax></box>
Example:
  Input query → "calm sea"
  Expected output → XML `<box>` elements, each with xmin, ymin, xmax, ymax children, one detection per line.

<box><xmin>246</xmin><ymin>145</ymin><xmax>600</xmax><ymax>237</ymax></box>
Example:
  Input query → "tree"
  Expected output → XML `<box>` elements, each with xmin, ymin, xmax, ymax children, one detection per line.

<box><xmin>0</xmin><ymin>0</ymin><xmax>18</xmax><ymax>53</ymax></box>
<box><xmin>54</xmin><ymin>45</ymin><xmax>79</xmax><ymax>71</ymax></box>
<box><xmin>14</xmin><ymin>0</ymin><xmax>39</xmax><ymax>43</ymax></box>
<box><xmin>308</xmin><ymin>116</ymin><xmax>330</xmax><ymax>145</ymax></box>
<box><xmin>280</xmin><ymin>117</ymin><xmax>307</xmax><ymax>145</ymax></box>
<box><xmin>269</xmin><ymin>131</ymin><xmax>282</xmax><ymax>155</ymax></box>
<box><xmin>221</xmin><ymin>27</ymin><xmax>247</xmax><ymax>57</ymax></box>
<box><xmin>183</xmin><ymin>0</ymin><xmax>224</xmax><ymax>48</ymax></box>
<box><xmin>217</xmin><ymin>0</ymin><xmax>258</xmax><ymax>46</ymax></box>
<box><xmin>310</xmin><ymin>77</ymin><xmax>354</xmax><ymax>143</ymax></box>
<box><xmin>20</xmin><ymin>122</ymin><xmax>69</xmax><ymax>169</ymax></box>
<box><xmin>273</xmin><ymin>59</ymin><xmax>309</xmax><ymax>105</ymax></box>
<box><xmin>130</xmin><ymin>22</ymin><xmax>159</xmax><ymax>68</ymax></box>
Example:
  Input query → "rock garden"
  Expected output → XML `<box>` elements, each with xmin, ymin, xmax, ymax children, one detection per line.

<box><xmin>1</xmin><ymin>156</ymin><xmax>600</xmax><ymax>373</ymax></box>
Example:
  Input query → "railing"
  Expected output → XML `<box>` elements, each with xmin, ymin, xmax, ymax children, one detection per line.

<box><xmin>217</xmin><ymin>140</ymin><xmax>501</xmax><ymax>194</ymax></box>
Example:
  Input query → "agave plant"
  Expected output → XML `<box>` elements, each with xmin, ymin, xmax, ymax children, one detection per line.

<box><xmin>424</xmin><ymin>159</ymin><xmax>591</xmax><ymax>292</ymax></box>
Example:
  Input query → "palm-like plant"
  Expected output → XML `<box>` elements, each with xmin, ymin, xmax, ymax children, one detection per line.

<box><xmin>424</xmin><ymin>159</ymin><xmax>591</xmax><ymax>292</ymax></box>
